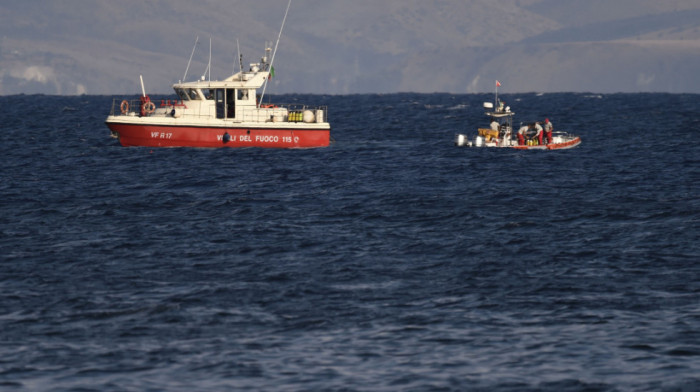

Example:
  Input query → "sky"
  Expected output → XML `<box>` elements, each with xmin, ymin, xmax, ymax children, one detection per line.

<box><xmin>1</xmin><ymin>0</ymin><xmax>699</xmax><ymax>95</ymax></box>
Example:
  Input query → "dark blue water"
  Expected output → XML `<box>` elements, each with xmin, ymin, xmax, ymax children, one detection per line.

<box><xmin>1</xmin><ymin>93</ymin><xmax>699</xmax><ymax>391</ymax></box>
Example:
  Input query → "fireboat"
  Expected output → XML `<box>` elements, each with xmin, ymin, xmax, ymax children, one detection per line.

<box><xmin>105</xmin><ymin>1</ymin><xmax>330</xmax><ymax>149</ymax></box>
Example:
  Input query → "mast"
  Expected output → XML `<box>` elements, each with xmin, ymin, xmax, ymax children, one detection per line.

<box><xmin>259</xmin><ymin>0</ymin><xmax>292</xmax><ymax>107</ymax></box>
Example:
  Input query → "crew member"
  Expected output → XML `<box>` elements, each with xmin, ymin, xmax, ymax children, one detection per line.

<box><xmin>490</xmin><ymin>118</ymin><xmax>499</xmax><ymax>131</ymax></box>
<box><xmin>543</xmin><ymin>118</ymin><xmax>553</xmax><ymax>144</ymax></box>
<box><xmin>534</xmin><ymin>122</ymin><xmax>543</xmax><ymax>145</ymax></box>
<box><xmin>518</xmin><ymin>125</ymin><xmax>528</xmax><ymax>145</ymax></box>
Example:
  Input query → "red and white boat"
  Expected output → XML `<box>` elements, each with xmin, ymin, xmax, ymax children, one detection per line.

<box><xmin>106</xmin><ymin>3</ymin><xmax>330</xmax><ymax>148</ymax></box>
<box><xmin>455</xmin><ymin>83</ymin><xmax>581</xmax><ymax>150</ymax></box>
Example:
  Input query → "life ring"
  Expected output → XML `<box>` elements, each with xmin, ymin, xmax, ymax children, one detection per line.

<box><xmin>143</xmin><ymin>101</ymin><xmax>156</xmax><ymax>115</ymax></box>
<box><xmin>120</xmin><ymin>100</ymin><xmax>129</xmax><ymax>114</ymax></box>
<box><xmin>260</xmin><ymin>104</ymin><xmax>277</xmax><ymax>108</ymax></box>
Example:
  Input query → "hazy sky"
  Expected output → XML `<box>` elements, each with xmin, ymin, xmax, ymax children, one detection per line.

<box><xmin>1</xmin><ymin>0</ymin><xmax>699</xmax><ymax>95</ymax></box>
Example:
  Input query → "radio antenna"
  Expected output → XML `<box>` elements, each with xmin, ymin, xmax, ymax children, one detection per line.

<box><xmin>183</xmin><ymin>36</ymin><xmax>199</xmax><ymax>82</ymax></box>
<box><xmin>237</xmin><ymin>39</ymin><xmax>242</xmax><ymax>74</ymax></box>
<box><xmin>208</xmin><ymin>37</ymin><xmax>212</xmax><ymax>81</ymax></box>
<box><xmin>259</xmin><ymin>0</ymin><xmax>292</xmax><ymax>107</ymax></box>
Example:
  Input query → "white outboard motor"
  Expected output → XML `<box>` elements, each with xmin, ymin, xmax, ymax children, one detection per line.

<box><xmin>455</xmin><ymin>134</ymin><xmax>468</xmax><ymax>147</ymax></box>
<box><xmin>474</xmin><ymin>135</ymin><xmax>484</xmax><ymax>147</ymax></box>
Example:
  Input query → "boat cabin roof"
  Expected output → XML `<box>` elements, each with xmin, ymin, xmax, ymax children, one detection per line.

<box><xmin>486</xmin><ymin>111</ymin><xmax>515</xmax><ymax>118</ymax></box>
<box><xmin>174</xmin><ymin>69</ymin><xmax>270</xmax><ymax>91</ymax></box>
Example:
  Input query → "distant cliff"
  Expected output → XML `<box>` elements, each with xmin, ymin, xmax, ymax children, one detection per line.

<box><xmin>1</xmin><ymin>0</ymin><xmax>699</xmax><ymax>95</ymax></box>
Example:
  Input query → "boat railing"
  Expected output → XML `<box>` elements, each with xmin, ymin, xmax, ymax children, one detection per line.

<box><xmin>242</xmin><ymin>104</ymin><xmax>329</xmax><ymax>124</ymax></box>
<box><xmin>110</xmin><ymin>98</ymin><xmax>328</xmax><ymax>123</ymax></box>
<box><xmin>109</xmin><ymin>98</ymin><xmax>189</xmax><ymax>117</ymax></box>
<box><xmin>552</xmin><ymin>131</ymin><xmax>578</xmax><ymax>139</ymax></box>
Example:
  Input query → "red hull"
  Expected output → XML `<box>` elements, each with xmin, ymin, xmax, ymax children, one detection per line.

<box><xmin>512</xmin><ymin>137</ymin><xmax>581</xmax><ymax>150</ymax></box>
<box><xmin>107</xmin><ymin>123</ymin><xmax>330</xmax><ymax>148</ymax></box>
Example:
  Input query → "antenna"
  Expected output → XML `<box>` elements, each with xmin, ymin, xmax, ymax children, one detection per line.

<box><xmin>183</xmin><ymin>36</ymin><xmax>199</xmax><ymax>82</ymax></box>
<box><xmin>495</xmin><ymin>82</ymin><xmax>498</xmax><ymax>110</ymax></box>
<box><xmin>208</xmin><ymin>37</ymin><xmax>212</xmax><ymax>82</ymax></box>
<box><xmin>494</xmin><ymin>80</ymin><xmax>501</xmax><ymax>111</ymax></box>
<box><xmin>140</xmin><ymin>75</ymin><xmax>146</xmax><ymax>97</ymax></box>
<box><xmin>237</xmin><ymin>39</ymin><xmax>242</xmax><ymax>74</ymax></box>
<box><xmin>233</xmin><ymin>40</ymin><xmax>238</xmax><ymax>75</ymax></box>
<box><xmin>259</xmin><ymin>0</ymin><xmax>292</xmax><ymax>107</ymax></box>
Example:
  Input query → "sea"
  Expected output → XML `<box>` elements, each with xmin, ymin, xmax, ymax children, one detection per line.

<box><xmin>1</xmin><ymin>92</ymin><xmax>698</xmax><ymax>392</ymax></box>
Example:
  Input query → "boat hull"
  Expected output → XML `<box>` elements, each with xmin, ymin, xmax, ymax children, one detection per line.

<box><xmin>456</xmin><ymin>133</ymin><xmax>581</xmax><ymax>150</ymax></box>
<box><xmin>106</xmin><ymin>122</ymin><xmax>331</xmax><ymax>148</ymax></box>
<box><xmin>511</xmin><ymin>136</ymin><xmax>581</xmax><ymax>150</ymax></box>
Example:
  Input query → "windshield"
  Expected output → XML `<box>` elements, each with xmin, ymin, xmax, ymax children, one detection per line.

<box><xmin>187</xmin><ymin>89</ymin><xmax>201</xmax><ymax>100</ymax></box>
<box><xmin>175</xmin><ymin>88</ymin><xmax>189</xmax><ymax>101</ymax></box>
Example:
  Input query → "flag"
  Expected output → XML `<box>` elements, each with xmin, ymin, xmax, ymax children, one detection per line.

<box><xmin>268</xmin><ymin>66</ymin><xmax>275</xmax><ymax>80</ymax></box>
<box><xmin>496</xmin><ymin>80</ymin><xmax>501</xmax><ymax>87</ymax></box>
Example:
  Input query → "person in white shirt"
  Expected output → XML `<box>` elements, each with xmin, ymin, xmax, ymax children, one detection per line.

<box><xmin>518</xmin><ymin>125</ymin><xmax>528</xmax><ymax>145</ymax></box>
<box><xmin>543</xmin><ymin>118</ymin><xmax>553</xmax><ymax>144</ymax></box>
<box><xmin>534</xmin><ymin>122</ymin><xmax>543</xmax><ymax>145</ymax></box>
<box><xmin>490</xmin><ymin>118</ymin><xmax>499</xmax><ymax>131</ymax></box>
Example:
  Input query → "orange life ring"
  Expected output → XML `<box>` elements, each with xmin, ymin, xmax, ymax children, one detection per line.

<box><xmin>143</xmin><ymin>101</ymin><xmax>156</xmax><ymax>115</ymax></box>
<box><xmin>120</xmin><ymin>100</ymin><xmax>129</xmax><ymax>114</ymax></box>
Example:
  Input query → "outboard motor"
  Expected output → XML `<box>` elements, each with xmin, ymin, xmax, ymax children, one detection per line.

<box><xmin>456</xmin><ymin>133</ymin><xmax>474</xmax><ymax>147</ymax></box>
<box><xmin>455</xmin><ymin>134</ymin><xmax>467</xmax><ymax>146</ymax></box>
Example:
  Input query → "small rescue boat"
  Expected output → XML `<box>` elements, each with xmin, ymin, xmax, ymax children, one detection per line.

<box><xmin>455</xmin><ymin>85</ymin><xmax>580</xmax><ymax>150</ymax></box>
<box><xmin>105</xmin><ymin>1</ymin><xmax>331</xmax><ymax>149</ymax></box>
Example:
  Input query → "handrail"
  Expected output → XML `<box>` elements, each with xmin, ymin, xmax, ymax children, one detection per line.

<box><xmin>110</xmin><ymin>98</ymin><xmax>328</xmax><ymax>123</ymax></box>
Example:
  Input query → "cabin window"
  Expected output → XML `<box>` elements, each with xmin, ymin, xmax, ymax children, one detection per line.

<box><xmin>175</xmin><ymin>88</ymin><xmax>189</xmax><ymax>101</ymax></box>
<box><xmin>187</xmin><ymin>89</ymin><xmax>201</xmax><ymax>100</ymax></box>
<box><xmin>238</xmin><ymin>89</ymin><xmax>249</xmax><ymax>101</ymax></box>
